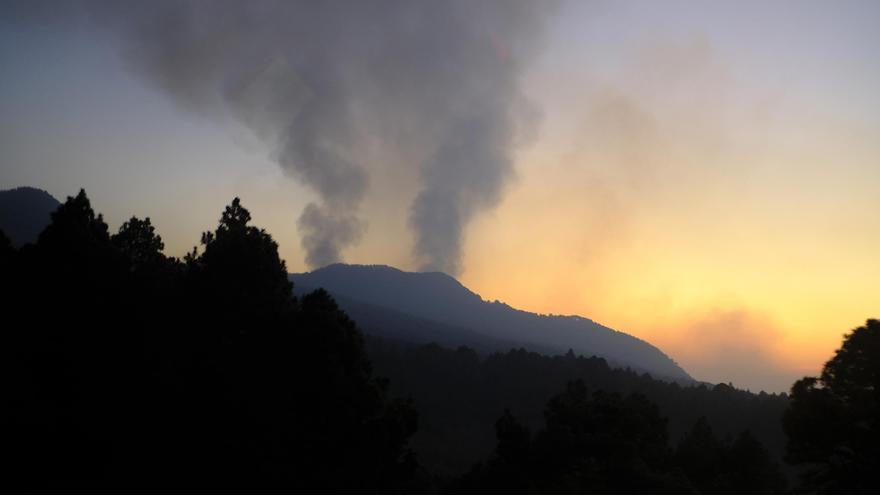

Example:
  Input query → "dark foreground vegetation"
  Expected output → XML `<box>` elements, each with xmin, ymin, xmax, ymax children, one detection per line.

<box><xmin>2</xmin><ymin>192</ymin><xmax>415</xmax><ymax>491</ymax></box>
<box><xmin>1</xmin><ymin>190</ymin><xmax>876</xmax><ymax>494</ymax></box>
<box><xmin>366</xmin><ymin>339</ymin><xmax>788</xmax><ymax>477</ymax></box>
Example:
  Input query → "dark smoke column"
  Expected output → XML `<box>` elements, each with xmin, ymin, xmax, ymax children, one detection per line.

<box><xmin>73</xmin><ymin>0</ymin><xmax>554</xmax><ymax>271</ymax></box>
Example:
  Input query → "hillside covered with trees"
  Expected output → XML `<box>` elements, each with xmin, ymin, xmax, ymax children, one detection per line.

<box><xmin>2</xmin><ymin>189</ymin><xmax>875</xmax><ymax>493</ymax></box>
<box><xmin>292</xmin><ymin>264</ymin><xmax>692</xmax><ymax>382</ymax></box>
<box><xmin>366</xmin><ymin>339</ymin><xmax>788</xmax><ymax>477</ymax></box>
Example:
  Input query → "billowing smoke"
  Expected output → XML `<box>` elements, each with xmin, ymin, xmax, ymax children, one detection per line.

<box><xmin>11</xmin><ymin>0</ymin><xmax>553</xmax><ymax>273</ymax></box>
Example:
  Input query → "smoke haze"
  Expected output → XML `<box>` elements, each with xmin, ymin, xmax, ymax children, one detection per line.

<box><xmin>16</xmin><ymin>0</ymin><xmax>555</xmax><ymax>273</ymax></box>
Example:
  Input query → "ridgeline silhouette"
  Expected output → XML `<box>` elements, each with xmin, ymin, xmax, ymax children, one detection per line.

<box><xmin>292</xmin><ymin>264</ymin><xmax>691</xmax><ymax>381</ymax></box>
<box><xmin>0</xmin><ymin>186</ymin><xmax>60</xmax><ymax>246</ymax></box>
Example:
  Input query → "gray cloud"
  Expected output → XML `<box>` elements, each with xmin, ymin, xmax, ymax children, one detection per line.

<box><xmin>15</xmin><ymin>0</ymin><xmax>555</xmax><ymax>272</ymax></box>
<box><xmin>297</xmin><ymin>203</ymin><xmax>364</xmax><ymax>269</ymax></box>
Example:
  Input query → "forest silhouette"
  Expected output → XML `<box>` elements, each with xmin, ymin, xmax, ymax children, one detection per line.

<box><xmin>1</xmin><ymin>189</ymin><xmax>875</xmax><ymax>493</ymax></box>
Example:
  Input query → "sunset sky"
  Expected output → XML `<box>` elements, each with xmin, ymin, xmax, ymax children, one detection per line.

<box><xmin>2</xmin><ymin>0</ymin><xmax>878</xmax><ymax>392</ymax></box>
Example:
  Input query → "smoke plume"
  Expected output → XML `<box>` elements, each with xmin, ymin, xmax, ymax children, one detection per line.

<box><xmin>10</xmin><ymin>0</ymin><xmax>553</xmax><ymax>273</ymax></box>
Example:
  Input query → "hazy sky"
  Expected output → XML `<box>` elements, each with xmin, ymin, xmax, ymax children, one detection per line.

<box><xmin>2</xmin><ymin>0</ymin><xmax>878</xmax><ymax>392</ymax></box>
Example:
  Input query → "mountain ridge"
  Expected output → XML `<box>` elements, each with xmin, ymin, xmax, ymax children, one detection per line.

<box><xmin>0</xmin><ymin>186</ymin><xmax>60</xmax><ymax>246</ymax></box>
<box><xmin>291</xmin><ymin>263</ymin><xmax>692</xmax><ymax>382</ymax></box>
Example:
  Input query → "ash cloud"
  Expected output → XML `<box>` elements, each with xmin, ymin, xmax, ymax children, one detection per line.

<box><xmin>297</xmin><ymin>203</ymin><xmax>364</xmax><ymax>269</ymax></box>
<box><xmin>20</xmin><ymin>0</ymin><xmax>554</xmax><ymax>272</ymax></box>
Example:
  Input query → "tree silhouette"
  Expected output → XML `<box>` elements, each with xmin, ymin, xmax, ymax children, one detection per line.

<box><xmin>784</xmin><ymin>319</ymin><xmax>880</xmax><ymax>494</ymax></box>
<box><xmin>4</xmin><ymin>191</ymin><xmax>417</xmax><ymax>491</ymax></box>
<box><xmin>495</xmin><ymin>409</ymin><xmax>531</xmax><ymax>465</ymax></box>
<box><xmin>0</xmin><ymin>228</ymin><xmax>12</xmax><ymax>267</ymax></box>
<box><xmin>537</xmin><ymin>383</ymin><xmax>685</xmax><ymax>494</ymax></box>
<box><xmin>37</xmin><ymin>188</ymin><xmax>111</xmax><ymax>257</ymax></box>
<box><xmin>2</xmin><ymin>189</ymin><xmax>135</xmax><ymax>484</ymax></box>
<box><xmin>675</xmin><ymin>417</ymin><xmax>728</xmax><ymax>493</ymax></box>
<box><xmin>453</xmin><ymin>381</ymin><xmax>696</xmax><ymax>494</ymax></box>
<box><xmin>112</xmin><ymin>216</ymin><xmax>166</xmax><ymax>267</ymax></box>
<box><xmin>446</xmin><ymin>376</ymin><xmax>789</xmax><ymax>494</ymax></box>
<box><xmin>189</xmin><ymin>197</ymin><xmax>292</xmax><ymax>318</ymax></box>
<box><xmin>675</xmin><ymin>418</ymin><xmax>785</xmax><ymax>495</ymax></box>
<box><xmin>726</xmin><ymin>430</ymin><xmax>786</xmax><ymax>495</ymax></box>
<box><xmin>164</xmin><ymin>198</ymin><xmax>417</xmax><ymax>489</ymax></box>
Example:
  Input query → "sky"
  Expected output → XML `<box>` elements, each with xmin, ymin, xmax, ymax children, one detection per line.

<box><xmin>1</xmin><ymin>0</ymin><xmax>878</xmax><ymax>393</ymax></box>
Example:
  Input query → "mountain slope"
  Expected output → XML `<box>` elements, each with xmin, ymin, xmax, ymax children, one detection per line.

<box><xmin>0</xmin><ymin>186</ymin><xmax>60</xmax><ymax>246</ymax></box>
<box><xmin>291</xmin><ymin>264</ymin><xmax>692</xmax><ymax>381</ymax></box>
<box><xmin>323</xmin><ymin>292</ymin><xmax>561</xmax><ymax>356</ymax></box>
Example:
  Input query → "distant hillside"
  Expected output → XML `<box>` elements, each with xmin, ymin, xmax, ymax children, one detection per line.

<box><xmin>0</xmin><ymin>186</ymin><xmax>59</xmax><ymax>246</ymax></box>
<box><xmin>291</xmin><ymin>264</ymin><xmax>692</xmax><ymax>382</ymax></box>
<box><xmin>325</xmin><ymin>292</ymin><xmax>561</xmax><ymax>356</ymax></box>
<box><xmin>365</xmin><ymin>337</ymin><xmax>788</xmax><ymax>476</ymax></box>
